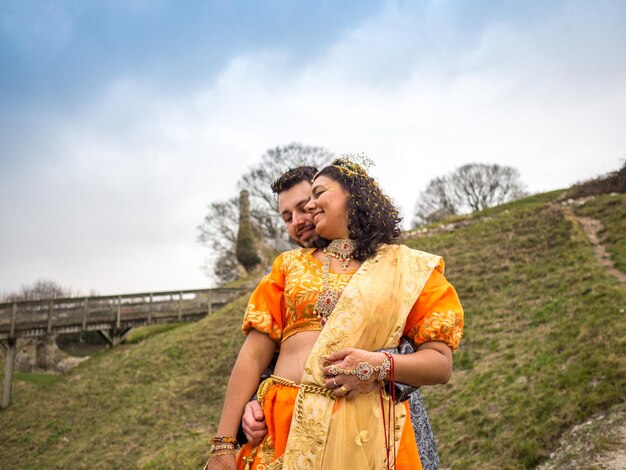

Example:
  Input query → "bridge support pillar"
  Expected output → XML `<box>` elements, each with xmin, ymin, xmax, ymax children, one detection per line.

<box><xmin>1</xmin><ymin>338</ymin><xmax>17</xmax><ymax>409</ymax></box>
<box><xmin>98</xmin><ymin>328</ymin><xmax>131</xmax><ymax>347</ymax></box>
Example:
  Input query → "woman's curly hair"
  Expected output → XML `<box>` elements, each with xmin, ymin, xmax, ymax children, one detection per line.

<box><xmin>313</xmin><ymin>158</ymin><xmax>402</xmax><ymax>261</ymax></box>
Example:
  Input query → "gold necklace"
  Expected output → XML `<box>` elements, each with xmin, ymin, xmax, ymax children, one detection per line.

<box><xmin>324</xmin><ymin>238</ymin><xmax>357</xmax><ymax>270</ymax></box>
<box><xmin>314</xmin><ymin>239</ymin><xmax>357</xmax><ymax>326</ymax></box>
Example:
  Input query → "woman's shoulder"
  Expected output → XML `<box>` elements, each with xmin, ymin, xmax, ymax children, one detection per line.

<box><xmin>377</xmin><ymin>244</ymin><xmax>444</xmax><ymax>271</ymax></box>
<box><xmin>376</xmin><ymin>243</ymin><xmax>440</xmax><ymax>259</ymax></box>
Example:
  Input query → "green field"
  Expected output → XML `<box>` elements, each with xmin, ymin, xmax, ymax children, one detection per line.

<box><xmin>1</xmin><ymin>192</ymin><xmax>624</xmax><ymax>469</ymax></box>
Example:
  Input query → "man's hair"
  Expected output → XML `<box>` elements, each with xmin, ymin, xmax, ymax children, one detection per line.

<box><xmin>271</xmin><ymin>166</ymin><xmax>318</xmax><ymax>194</ymax></box>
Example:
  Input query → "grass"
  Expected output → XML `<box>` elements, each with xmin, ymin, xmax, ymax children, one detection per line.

<box><xmin>14</xmin><ymin>371</ymin><xmax>63</xmax><ymax>388</ymax></box>
<box><xmin>573</xmin><ymin>192</ymin><xmax>626</xmax><ymax>272</ymax></box>
<box><xmin>0</xmin><ymin>190</ymin><xmax>624</xmax><ymax>469</ymax></box>
<box><xmin>406</xmin><ymin>195</ymin><xmax>626</xmax><ymax>468</ymax></box>
<box><xmin>0</xmin><ymin>294</ymin><xmax>250</xmax><ymax>469</ymax></box>
<box><xmin>124</xmin><ymin>322</ymin><xmax>187</xmax><ymax>344</ymax></box>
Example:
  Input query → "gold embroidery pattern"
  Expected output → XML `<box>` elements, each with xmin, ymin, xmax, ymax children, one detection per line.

<box><xmin>256</xmin><ymin>434</ymin><xmax>275</xmax><ymax>470</ymax></box>
<box><xmin>281</xmin><ymin>245</ymin><xmax>442</xmax><ymax>469</ymax></box>
<box><xmin>243</xmin><ymin>249</ymin><xmax>355</xmax><ymax>344</ymax></box>
<box><xmin>408</xmin><ymin>310</ymin><xmax>463</xmax><ymax>351</ymax></box>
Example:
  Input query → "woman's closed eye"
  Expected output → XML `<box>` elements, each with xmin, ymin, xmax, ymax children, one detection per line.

<box><xmin>312</xmin><ymin>187</ymin><xmax>326</xmax><ymax>198</ymax></box>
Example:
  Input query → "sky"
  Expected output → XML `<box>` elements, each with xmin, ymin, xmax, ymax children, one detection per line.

<box><xmin>1</xmin><ymin>0</ymin><xmax>625</xmax><ymax>296</ymax></box>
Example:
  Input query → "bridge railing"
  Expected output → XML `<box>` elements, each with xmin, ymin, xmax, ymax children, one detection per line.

<box><xmin>0</xmin><ymin>287</ymin><xmax>247</xmax><ymax>340</ymax></box>
<box><xmin>0</xmin><ymin>287</ymin><xmax>249</xmax><ymax>409</ymax></box>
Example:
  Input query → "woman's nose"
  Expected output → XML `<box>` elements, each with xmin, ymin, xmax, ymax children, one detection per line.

<box><xmin>304</xmin><ymin>198</ymin><xmax>316</xmax><ymax>212</ymax></box>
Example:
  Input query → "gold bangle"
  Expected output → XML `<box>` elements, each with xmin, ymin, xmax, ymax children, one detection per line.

<box><xmin>212</xmin><ymin>449</ymin><xmax>237</xmax><ymax>456</ymax></box>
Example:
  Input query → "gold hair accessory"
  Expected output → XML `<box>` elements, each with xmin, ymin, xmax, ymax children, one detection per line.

<box><xmin>313</xmin><ymin>153</ymin><xmax>374</xmax><ymax>181</ymax></box>
<box><xmin>338</xmin><ymin>153</ymin><xmax>374</xmax><ymax>171</ymax></box>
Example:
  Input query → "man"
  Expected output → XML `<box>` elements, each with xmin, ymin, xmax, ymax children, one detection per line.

<box><xmin>240</xmin><ymin>166</ymin><xmax>440</xmax><ymax>469</ymax></box>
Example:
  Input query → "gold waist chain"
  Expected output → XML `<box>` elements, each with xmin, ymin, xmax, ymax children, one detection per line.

<box><xmin>256</xmin><ymin>375</ymin><xmax>334</xmax><ymax>422</ymax></box>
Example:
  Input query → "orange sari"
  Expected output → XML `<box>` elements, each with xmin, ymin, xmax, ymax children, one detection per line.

<box><xmin>238</xmin><ymin>245</ymin><xmax>463</xmax><ymax>469</ymax></box>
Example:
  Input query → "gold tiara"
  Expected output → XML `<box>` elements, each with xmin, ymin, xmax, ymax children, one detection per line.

<box><xmin>314</xmin><ymin>153</ymin><xmax>374</xmax><ymax>180</ymax></box>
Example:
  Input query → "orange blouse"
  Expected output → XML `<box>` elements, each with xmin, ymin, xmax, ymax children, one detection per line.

<box><xmin>242</xmin><ymin>248</ymin><xmax>463</xmax><ymax>351</ymax></box>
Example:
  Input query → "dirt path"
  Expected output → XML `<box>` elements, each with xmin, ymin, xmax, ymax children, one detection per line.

<box><xmin>537</xmin><ymin>403</ymin><xmax>626</xmax><ymax>470</ymax></box>
<box><xmin>538</xmin><ymin>202</ymin><xmax>626</xmax><ymax>469</ymax></box>
<box><xmin>559</xmin><ymin>204</ymin><xmax>626</xmax><ymax>284</ymax></box>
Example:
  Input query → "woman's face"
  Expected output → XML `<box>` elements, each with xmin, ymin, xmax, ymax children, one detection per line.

<box><xmin>305</xmin><ymin>175</ymin><xmax>350</xmax><ymax>240</ymax></box>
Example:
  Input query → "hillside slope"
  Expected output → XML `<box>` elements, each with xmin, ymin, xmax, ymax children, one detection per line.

<box><xmin>0</xmin><ymin>192</ymin><xmax>624</xmax><ymax>469</ymax></box>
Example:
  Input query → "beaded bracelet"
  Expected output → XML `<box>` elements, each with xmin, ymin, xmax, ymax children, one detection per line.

<box><xmin>378</xmin><ymin>354</ymin><xmax>392</xmax><ymax>382</ymax></box>
<box><xmin>210</xmin><ymin>436</ymin><xmax>238</xmax><ymax>445</ymax></box>
<box><xmin>210</xmin><ymin>443</ymin><xmax>237</xmax><ymax>453</ymax></box>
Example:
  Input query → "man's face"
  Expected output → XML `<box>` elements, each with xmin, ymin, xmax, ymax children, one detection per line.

<box><xmin>278</xmin><ymin>180</ymin><xmax>318</xmax><ymax>247</ymax></box>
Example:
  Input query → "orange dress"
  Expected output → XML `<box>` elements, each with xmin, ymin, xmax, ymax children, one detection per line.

<box><xmin>237</xmin><ymin>248</ymin><xmax>463</xmax><ymax>469</ymax></box>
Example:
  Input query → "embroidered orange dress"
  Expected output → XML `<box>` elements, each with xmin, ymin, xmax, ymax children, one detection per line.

<box><xmin>237</xmin><ymin>248</ymin><xmax>463</xmax><ymax>469</ymax></box>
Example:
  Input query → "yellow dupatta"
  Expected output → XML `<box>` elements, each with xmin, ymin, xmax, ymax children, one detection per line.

<box><xmin>277</xmin><ymin>244</ymin><xmax>441</xmax><ymax>469</ymax></box>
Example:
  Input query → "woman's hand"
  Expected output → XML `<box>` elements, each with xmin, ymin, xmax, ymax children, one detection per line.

<box><xmin>322</xmin><ymin>348</ymin><xmax>387</xmax><ymax>400</ymax></box>
<box><xmin>205</xmin><ymin>452</ymin><xmax>236</xmax><ymax>470</ymax></box>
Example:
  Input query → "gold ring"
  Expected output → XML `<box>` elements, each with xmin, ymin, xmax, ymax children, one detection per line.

<box><xmin>340</xmin><ymin>385</ymin><xmax>348</xmax><ymax>395</ymax></box>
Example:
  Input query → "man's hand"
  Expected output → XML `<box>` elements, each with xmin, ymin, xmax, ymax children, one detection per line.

<box><xmin>242</xmin><ymin>400</ymin><xmax>267</xmax><ymax>446</ymax></box>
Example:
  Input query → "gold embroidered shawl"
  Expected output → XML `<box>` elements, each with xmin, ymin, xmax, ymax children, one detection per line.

<box><xmin>278</xmin><ymin>244</ymin><xmax>441</xmax><ymax>469</ymax></box>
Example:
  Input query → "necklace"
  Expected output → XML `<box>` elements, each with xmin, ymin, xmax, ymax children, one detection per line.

<box><xmin>324</xmin><ymin>238</ymin><xmax>358</xmax><ymax>270</ymax></box>
<box><xmin>314</xmin><ymin>239</ymin><xmax>357</xmax><ymax>326</ymax></box>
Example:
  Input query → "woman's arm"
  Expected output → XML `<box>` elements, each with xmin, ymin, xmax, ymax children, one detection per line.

<box><xmin>392</xmin><ymin>341</ymin><xmax>453</xmax><ymax>386</ymax></box>
<box><xmin>206</xmin><ymin>330</ymin><xmax>276</xmax><ymax>469</ymax></box>
<box><xmin>215</xmin><ymin>330</ymin><xmax>277</xmax><ymax>438</ymax></box>
<box><xmin>323</xmin><ymin>342</ymin><xmax>452</xmax><ymax>399</ymax></box>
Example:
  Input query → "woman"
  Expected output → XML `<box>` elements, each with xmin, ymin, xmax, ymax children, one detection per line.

<box><xmin>206</xmin><ymin>159</ymin><xmax>463</xmax><ymax>469</ymax></box>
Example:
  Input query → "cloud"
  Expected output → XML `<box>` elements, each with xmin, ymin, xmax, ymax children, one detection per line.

<box><xmin>1</xmin><ymin>1</ymin><xmax>625</xmax><ymax>294</ymax></box>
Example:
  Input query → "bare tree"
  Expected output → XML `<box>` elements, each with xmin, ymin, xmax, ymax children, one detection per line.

<box><xmin>414</xmin><ymin>163</ymin><xmax>527</xmax><ymax>225</ymax></box>
<box><xmin>451</xmin><ymin>164</ymin><xmax>527</xmax><ymax>212</ymax></box>
<box><xmin>198</xmin><ymin>143</ymin><xmax>333</xmax><ymax>283</ymax></box>
<box><xmin>1</xmin><ymin>279</ymin><xmax>73</xmax><ymax>302</ymax></box>
<box><xmin>1</xmin><ymin>279</ymin><xmax>76</xmax><ymax>372</ymax></box>
<box><xmin>238</xmin><ymin>143</ymin><xmax>334</xmax><ymax>243</ymax></box>
<box><xmin>413</xmin><ymin>176</ymin><xmax>459</xmax><ymax>224</ymax></box>
<box><xmin>197</xmin><ymin>197</ymin><xmax>240</xmax><ymax>282</ymax></box>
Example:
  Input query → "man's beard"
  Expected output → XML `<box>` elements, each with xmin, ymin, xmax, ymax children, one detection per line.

<box><xmin>296</xmin><ymin>224</ymin><xmax>320</xmax><ymax>248</ymax></box>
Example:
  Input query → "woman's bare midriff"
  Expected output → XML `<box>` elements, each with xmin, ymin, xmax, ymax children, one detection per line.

<box><xmin>273</xmin><ymin>330</ymin><xmax>321</xmax><ymax>383</ymax></box>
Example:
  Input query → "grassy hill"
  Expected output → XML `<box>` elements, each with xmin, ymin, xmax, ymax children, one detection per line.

<box><xmin>0</xmin><ymin>191</ymin><xmax>624</xmax><ymax>469</ymax></box>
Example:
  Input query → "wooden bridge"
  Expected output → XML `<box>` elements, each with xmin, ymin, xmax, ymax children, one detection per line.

<box><xmin>0</xmin><ymin>287</ymin><xmax>247</xmax><ymax>408</ymax></box>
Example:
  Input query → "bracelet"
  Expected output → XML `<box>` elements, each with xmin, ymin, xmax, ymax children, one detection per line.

<box><xmin>203</xmin><ymin>450</ymin><xmax>237</xmax><ymax>470</ymax></box>
<box><xmin>378</xmin><ymin>354</ymin><xmax>392</xmax><ymax>382</ymax></box>
<box><xmin>210</xmin><ymin>436</ymin><xmax>238</xmax><ymax>445</ymax></box>
<box><xmin>212</xmin><ymin>449</ymin><xmax>237</xmax><ymax>455</ymax></box>
<box><xmin>328</xmin><ymin>355</ymin><xmax>391</xmax><ymax>382</ymax></box>
<box><xmin>210</xmin><ymin>443</ymin><xmax>237</xmax><ymax>453</ymax></box>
